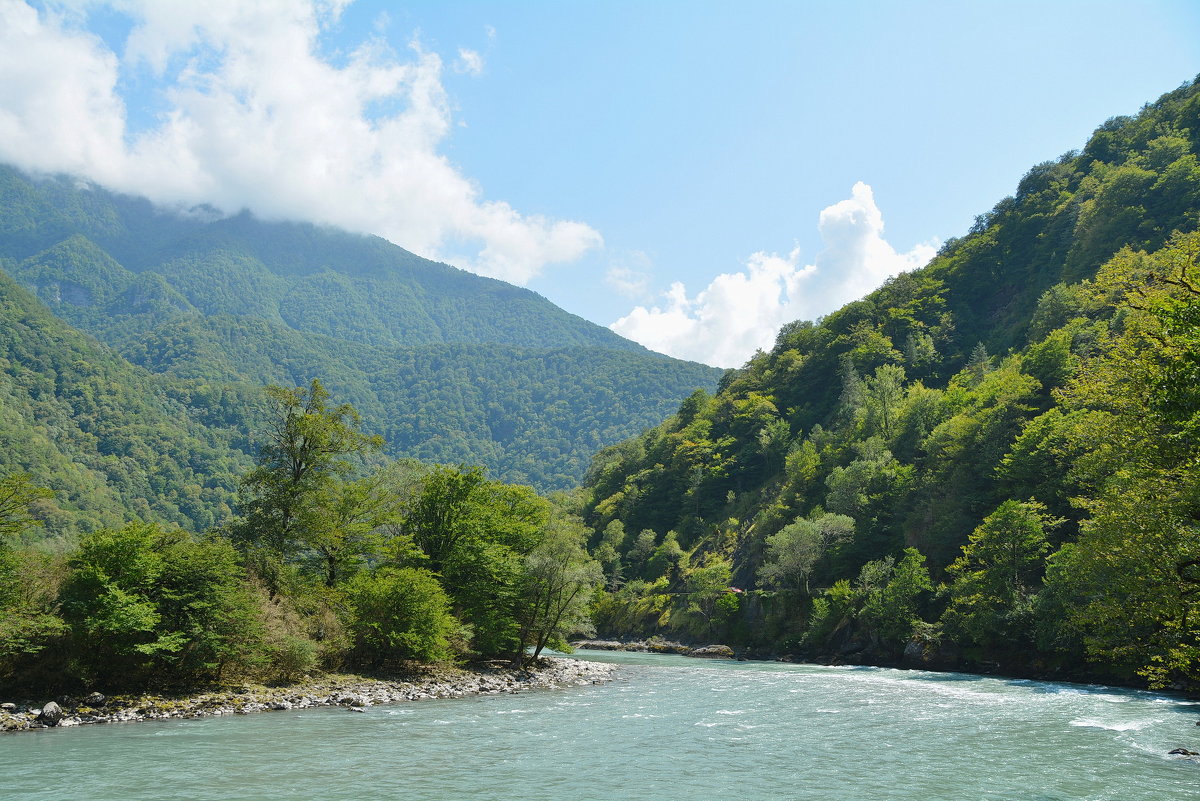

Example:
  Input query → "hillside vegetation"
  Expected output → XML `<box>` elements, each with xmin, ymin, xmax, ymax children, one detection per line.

<box><xmin>0</xmin><ymin>267</ymin><xmax>257</xmax><ymax>541</ymax></box>
<box><xmin>0</xmin><ymin>166</ymin><xmax>721</xmax><ymax>493</ymax></box>
<box><xmin>0</xmin><ymin>382</ymin><xmax>601</xmax><ymax>692</ymax></box>
<box><xmin>579</xmin><ymin>76</ymin><xmax>1200</xmax><ymax>688</ymax></box>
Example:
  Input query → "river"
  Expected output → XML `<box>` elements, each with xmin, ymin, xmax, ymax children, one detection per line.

<box><xmin>3</xmin><ymin>650</ymin><xmax>1198</xmax><ymax>800</ymax></box>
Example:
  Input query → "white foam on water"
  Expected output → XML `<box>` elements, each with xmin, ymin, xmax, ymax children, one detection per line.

<box><xmin>1069</xmin><ymin>717</ymin><xmax>1155</xmax><ymax>732</ymax></box>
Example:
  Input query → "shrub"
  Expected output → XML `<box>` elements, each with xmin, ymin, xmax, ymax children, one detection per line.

<box><xmin>344</xmin><ymin>567</ymin><xmax>460</xmax><ymax>666</ymax></box>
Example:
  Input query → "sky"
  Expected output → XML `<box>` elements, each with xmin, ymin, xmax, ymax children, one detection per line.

<box><xmin>1</xmin><ymin>1</ymin><xmax>1199</xmax><ymax>367</ymax></box>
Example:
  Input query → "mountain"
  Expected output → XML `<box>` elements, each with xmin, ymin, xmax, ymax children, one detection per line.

<box><xmin>579</xmin><ymin>76</ymin><xmax>1200</xmax><ymax>687</ymax></box>
<box><xmin>0</xmin><ymin>165</ymin><xmax>723</xmax><ymax>493</ymax></box>
<box><xmin>0</xmin><ymin>265</ymin><xmax>258</xmax><ymax>541</ymax></box>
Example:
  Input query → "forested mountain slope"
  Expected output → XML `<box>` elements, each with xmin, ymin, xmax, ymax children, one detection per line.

<box><xmin>0</xmin><ymin>268</ymin><xmax>257</xmax><ymax>541</ymax></box>
<box><xmin>0</xmin><ymin>166</ymin><xmax>722</xmax><ymax>491</ymax></box>
<box><xmin>580</xmin><ymin>76</ymin><xmax>1200</xmax><ymax>688</ymax></box>
<box><xmin>0</xmin><ymin>167</ymin><xmax>637</xmax><ymax>351</ymax></box>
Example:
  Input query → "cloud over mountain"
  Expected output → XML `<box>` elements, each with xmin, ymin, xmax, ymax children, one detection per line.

<box><xmin>611</xmin><ymin>183</ymin><xmax>936</xmax><ymax>367</ymax></box>
<box><xmin>0</xmin><ymin>0</ymin><xmax>601</xmax><ymax>285</ymax></box>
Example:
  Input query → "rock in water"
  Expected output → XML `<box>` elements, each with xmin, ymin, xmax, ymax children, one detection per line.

<box><xmin>38</xmin><ymin>701</ymin><xmax>63</xmax><ymax>726</ymax></box>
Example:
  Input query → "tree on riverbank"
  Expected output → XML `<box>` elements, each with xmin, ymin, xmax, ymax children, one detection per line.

<box><xmin>234</xmin><ymin>379</ymin><xmax>383</xmax><ymax>588</ymax></box>
<box><xmin>942</xmin><ymin>500</ymin><xmax>1057</xmax><ymax>652</ymax></box>
<box><xmin>344</xmin><ymin>567</ymin><xmax>460</xmax><ymax>665</ymax></box>
<box><xmin>1037</xmin><ymin>234</ymin><xmax>1200</xmax><ymax>686</ymax></box>
<box><xmin>516</xmin><ymin>514</ymin><xmax>602</xmax><ymax>663</ymax></box>
<box><xmin>60</xmin><ymin>523</ymin><xmax>262</xmax><ymax>687</ymax></box>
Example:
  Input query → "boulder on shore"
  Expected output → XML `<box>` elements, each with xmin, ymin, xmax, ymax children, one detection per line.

<box><xmin>570</xmin><ymin>640</ymin><xmax>626</xmax><ymax>651</ymax></box>
<box><xmin>37</xmin><ymin>701</ymin><xmax>63</xmax><ymax>727</ymax></box>
<box><xmin>690</xmin><ymin>645</ymin><xmax>735</xmax><ymax>659</ymax></box>
<box><xmin>902</xmin><ymin>636</ymin><xmax>960</xmax><ymax>669</ymax></box>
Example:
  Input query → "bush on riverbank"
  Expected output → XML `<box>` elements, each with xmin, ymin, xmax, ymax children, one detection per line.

<box><xmin>344</xmin><ymin>567</ymin><xmax>460</xmax><ymax>666</ymax></box>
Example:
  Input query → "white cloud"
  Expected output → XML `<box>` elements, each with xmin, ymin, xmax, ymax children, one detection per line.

<box><xmin>0</xmin><ymin>2</ymin><xmax>128</xmax><ymax>182</ymax></box>
<box><xmin>611</xmin><ymin>182</ymin><xmax>937</xmax><ymax>368</ymax></box>
<box><xmin>454</xmin><ymin>47</ymin><xmax>484</xmax><ymax>76</ymax></box>
<box><xmin>0</xmin><ymin>0</ymin><xmax>600</xmax><ymax>285</ymax></box>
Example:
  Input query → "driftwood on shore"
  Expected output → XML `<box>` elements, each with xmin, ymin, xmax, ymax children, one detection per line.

<box><xmin>0</xmin><ymin>657</ymin><xmax>617</xmax><ymax>734</ymax></box>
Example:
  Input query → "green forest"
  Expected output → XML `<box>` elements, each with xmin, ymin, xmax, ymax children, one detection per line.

<box><xmin>0</xmin><ymin>166</ymin><xmax>721</xmax><ymax>495</ymax></box>
<box><xmin>1</xmin><ymin>379</ymin><xmax>601</xmax><ymax>691</ymax></box>
<box><xmin>3</xmin><ymin>76</ymin><xmax>1200</xmax><ymax>696</ymax></box>
<box><xmin>578</xmin><ymin>76</ymin><xmax>1200</xmax><ymax>690</ymax></box>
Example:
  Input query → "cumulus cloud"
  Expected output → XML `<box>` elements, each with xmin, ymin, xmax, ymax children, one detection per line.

<box><xmin>0</xmin><ymin>2</ymin><xmax>127</xmax><ymax>181</ymax></box>
<box><xmin>611</xmin><ymin>182</ymin><xmax>936</xmax><ymax>368</ymax></box>
<box><xmin>0</xmin><ymin>0</ymin><xmax>600</xmax><ymax>284</ymax></box>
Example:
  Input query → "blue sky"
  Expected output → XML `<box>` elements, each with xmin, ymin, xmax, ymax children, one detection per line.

<box><xmin>2</xmin><ymin>1</ymin><xmax>1199</xmax><ymax>366</ymax></box>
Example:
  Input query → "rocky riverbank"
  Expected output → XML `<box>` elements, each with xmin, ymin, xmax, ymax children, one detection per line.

<box><xmin>0</xmin><ymin>657</ymin><xmax>617</xmax><ymax>734</ymax></box>
<box><xmin>572</xmin><ymin>637</ymin><xmax>736</xmax><ymax>658</ymax></box>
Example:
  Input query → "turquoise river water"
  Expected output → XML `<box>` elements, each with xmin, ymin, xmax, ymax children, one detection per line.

<box><xmin>3</xmin><ymin>650</ymin><xmax>1199</xmax><ymax>800</ymax></box>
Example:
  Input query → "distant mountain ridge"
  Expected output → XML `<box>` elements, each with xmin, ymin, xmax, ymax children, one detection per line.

<box><xmin>0</xmin><ymin>165</ymin><xmax>722</xmax><ymax>499</ymax></box>
<box><xmin>0</xmin><ymin>166</ymin><xmax>643</xmax><ymax>352</ymax></box>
